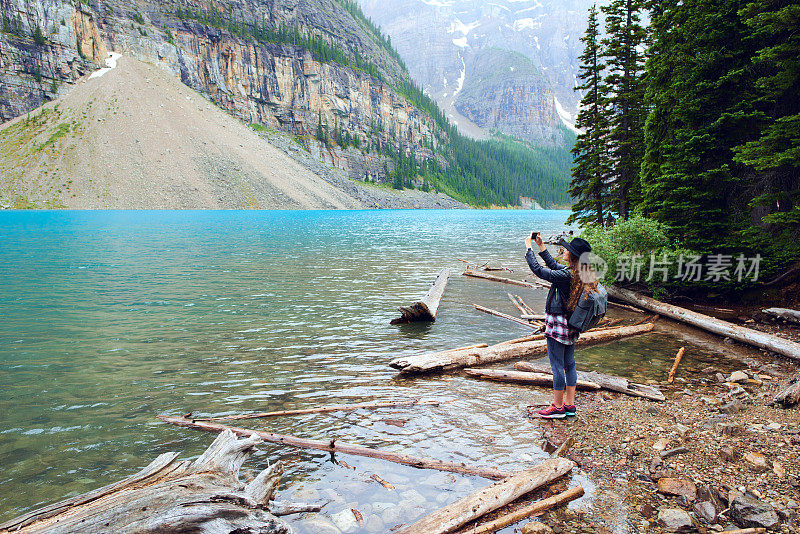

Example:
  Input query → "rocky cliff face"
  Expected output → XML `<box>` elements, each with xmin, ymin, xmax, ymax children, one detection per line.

<box><xmin>0</xmin><ymin>0</ymin><xmax>443</xmax><ymax>183</ymax></box>
<box><xmin>455</xmin><ymin>48</ymin><xmax>565</xmax><ymax>146</ymax></box>
<box><xmin>358</xmin><ymin>0</ymin><xmax>601</xmax><ymax>144</ymax></box>
<box><xmin>0</xmin><ymin>0</ymin><xmax>102</xmax><ymax>121</ymax></box>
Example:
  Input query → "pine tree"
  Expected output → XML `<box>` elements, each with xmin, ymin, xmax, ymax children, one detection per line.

<box><xmin>732</xmin><ymin>0</ymin><xmax>800</xmax><ymax>232</ymax></box>
<box><xmin>600</xmin><ymin>0</ymin><xmax>648</xmax><ymax>221</ymax></box>
<box><xmin>33</xmin><ymin>23</ymin><xmax>46</xmax><ymax>45</ymax></box>
<box><xmin>640</xmin><ymin>0</ymin><xmax>756</xmax><ymax>251</ymax></box>
<box><xmin>568</xmin><ymin>5</ymin><xmax>610</xmax><ymax>227</ymax></box>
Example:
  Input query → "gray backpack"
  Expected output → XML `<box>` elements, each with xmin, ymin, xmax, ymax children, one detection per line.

<box><xmin>567</xmin><ymin>284</ymin><xmax>607</xmax><ymax>333</ymax></box>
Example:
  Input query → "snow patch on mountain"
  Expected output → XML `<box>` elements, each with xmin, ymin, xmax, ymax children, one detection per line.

<box><xmin>555</xmin><ymin>96</ymin><xmax>580</xmax><ymax>134</ymax></box>
<box><xmin>513</xmin><ymin>18</ymin><xmax>540</xmax><ymax>31</ymax></box>
<box><xmin>448</xmin><ymin>18</ymin><xmax>481</xmax><ymax>35</ymax></box>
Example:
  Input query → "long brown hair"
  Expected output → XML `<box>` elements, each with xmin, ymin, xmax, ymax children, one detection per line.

<box><xmin>566</xmin><ymin>251</ymin><xmax>599</xmax><ymax>312</ymax></box>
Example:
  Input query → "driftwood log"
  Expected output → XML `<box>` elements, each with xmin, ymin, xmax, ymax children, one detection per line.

<box><xmin>773</xmin><ymin>376</ymin><xmax>800</xmax><ymax>407</ymax></box>
<box><xmin>607</xmin><ymin>286</ymin><xmax>800</xmax><ymax>362</ymax></box>
<box><xmin>472</xmin><ymin>304</ymin><xmax>541</xmax><ymax>329</ymax></box>
<box><xmin>464</xmin><ymin>368</ymin><xmax>601</xmax><ymax>391</ymax></box>
<box><xmin>763</xmin><ymin>307</ymin><xmax>800</xmax><ymax>325</ymax></box>
<box><xmin>667</xmin><ymin>347</ymin><xmax>686</xmax><ymax>383</ymax></box>
<box><xmin>0</xmin><ymin>430</ymin><xmax>314</xmax><ymax>533</ymax></box>
<box><xmin>468</xmin><ymin>485</ymin><xmax>585</xmax><ymax>534</ymax></box>
<box><xmin>389</xmin><ymin>323</ymin><xmax>655</xmax><ymax>374</ymax></box>
<box><xmin>463</xmin><ymin>270</ymin><xmax>548</xmax><ymax>288</ymax></box>
<box><xmin>196</xmin><ymin>398</ymin><xmax>442</xmax><ymax>422</ymax></box>
<box><xmin>513</xmin><ymin>361</ymin><xmax>666</xmax><ymax>401</ymax></box>
<box><xmin>392</xmin><ymin>268</ymin><xmax>450</xmax><ymax>324</ymax></box>
<box><xmin>395</xmin><ymin>457</ymin><xmax>574</xmax><ymax>534</ymax></box>
<box><xmin>158</xmin><ymin>416</ymin><xmax>512</xmax><ymax>480</ymax></box>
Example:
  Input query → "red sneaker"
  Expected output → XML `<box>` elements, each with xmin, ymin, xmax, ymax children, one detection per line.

<box><xmin>536</xmin><ymin>404</ymin><xmax>566</xmax><ymax>419</ymax></box>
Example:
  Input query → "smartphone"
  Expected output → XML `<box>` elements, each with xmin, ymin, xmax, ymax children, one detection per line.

<box><xmin>531</xmin><ymin>231</ymin><xmax>539</xmax><ymax>240</ymax></box>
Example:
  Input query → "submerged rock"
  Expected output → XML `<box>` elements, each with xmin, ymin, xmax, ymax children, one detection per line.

<box><xmin>301</xmin><ymin>514</ymin><xmax>342</xmax><ymax>534</ymax></box>
<box><xmin>730</xmin><ymin>494</ymin><xmax>779</xmax><ymax>529</ymax></box>
<box><xmin>331</xmin><ymin>509</ymin><xmax>359</xmax><ymax>533</ymax></box>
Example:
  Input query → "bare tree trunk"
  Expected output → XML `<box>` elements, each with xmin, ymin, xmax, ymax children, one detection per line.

<box><xmin>157</xmin><ymin>416</ymin><xmax>512</xmax><ymax>480</ymax></box>
<box><xmin>607</xmin><ymin>286</ymin><xmax>800</xmax><ymax>361</ymax></box>
<box><xmin>196</xmin><ymin>398</ymin><xmax>442</xmax><ymax>422</ymax></box>
<box><xmin>463</xmin><ymin>270</ymin><xmax>549</xmax><ymax>288</ymax></box>
<box><xmin>513</xmin><ymin>361</ymin><xmax>665</xmax><ymax>401</ymax></box>
<box><xmin>390</xmin><ymin>323</ymin><xmax>655</xmax><ymax>374</ymax></box>
<box><xmin>467</xmin><ymin>485</ymin><xmax>585</xmax><ymax>534</ymax></box>
<box><xmin>763</xmin><ymin>308</ymin><xmax>800</xmax><ymax>324</ymax></box>
<box><xmin>465</xmin><ymin>368</ymin><xmax>601</xmax><ymax>390</ymax></box>
<box><xmin>0</xmin><ymin>430</ymin><xmax>299</xmax><ymax>533</ymax></box>
<box><xmin>395</xmin><ymin>458</ymin><xmax>574</xmax><ymax>534</ymax></box>
<box><xmin>392</xmin><ymin>268</ymin><xmax>450</xmax><ymax>324</ymax></box>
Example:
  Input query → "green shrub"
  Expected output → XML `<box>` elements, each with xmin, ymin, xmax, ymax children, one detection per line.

<box><xmin>582</xmin><ymin>216</ymin><xmax>699</xmax><ymax>288</ymax></box>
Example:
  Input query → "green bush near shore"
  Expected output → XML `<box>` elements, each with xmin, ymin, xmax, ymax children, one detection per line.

<box><xmin>582</xmin><ymin>216</ymin><xmax>698</xmax><ymax>292</ymax></box>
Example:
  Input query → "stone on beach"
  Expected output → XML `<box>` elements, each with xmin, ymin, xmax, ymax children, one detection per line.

<box><xmin>657</xmin><ymin>477</ymin><xmax>697</xmax><ymax>501</ymax></box>
<box><xmin>730</xmin><ymin>493</ymin><xmax>780</xmax><ymax>529</ymax></box>
<box><xmin>521</xmin><ymin>521</ymin><xmax>554</xmax><ymax>534</ymax></box>
<box><xmin>657</xmin><ymin>508</ymin><xmax>693</xmax><ymax>531</ymax></box>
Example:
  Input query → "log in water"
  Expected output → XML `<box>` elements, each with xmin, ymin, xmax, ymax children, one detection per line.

<box><xmin>157</xmin><ymin>416</ymin><xmax>512</xmax><ymax>480</ymax></box>
<box><xmin>389</xmin><ymin>323</ymin><xmax>656</xmax><ymax>374</ymax></box>
<box><xmin>394</xmin><ymin>457</ymin><xmax>574</xmax><ymax>534</ymax></box>
<box><xmin>513</xmin><ymin>361</ymin><xmax>666</xmax><ymax>401</ymax></box>
<box><xmin>0</xmin><ymin>430</ymin><xmax>298</xmax><ymax>533</ymax></box>
<box><xmin>391</xmin><ymin>268</ymin><xmax>450</xmax><ymax>324</ymax></box>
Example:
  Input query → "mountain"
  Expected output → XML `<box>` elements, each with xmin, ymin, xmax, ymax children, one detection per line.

<box><xmin>0</xmin><ymin>55</ymin><xmax>468</xmax><ymax>208</ymax></box>
<box><xmin>0</xmin><ymin>0</ymin><xmax>573</xmax><ymax>207</ymax></box>
<box><xmin>358</xmin><ymin>0</ymin><xmax>602</xmax><ymax>144</ymax></box>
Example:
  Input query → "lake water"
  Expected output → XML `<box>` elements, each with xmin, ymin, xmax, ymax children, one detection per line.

<box><xmin>0</xmin><ymin>210</ymin><xmax>741</xmax><ymax>533</ymax></box>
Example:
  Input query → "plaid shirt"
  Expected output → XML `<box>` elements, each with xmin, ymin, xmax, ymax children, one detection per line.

<box><xmin>545</xmin><ymin>312</ymin><xmax>580</xmax><ymax>345</ymax></box>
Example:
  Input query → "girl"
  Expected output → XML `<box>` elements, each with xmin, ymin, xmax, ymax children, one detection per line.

<box><xmin>524</xmin><ymin>232</ymin><xmax>597</xmax><ymax>418</ymax></box>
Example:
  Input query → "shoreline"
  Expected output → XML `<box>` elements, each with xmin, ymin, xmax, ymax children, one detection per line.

<box><xmin>530</xmin><ymin>314</ymin><xmax>799</xmax><ymax>533</ymax></box>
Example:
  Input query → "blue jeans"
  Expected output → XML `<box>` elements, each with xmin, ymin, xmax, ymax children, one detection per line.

<box><xmin>546</xmin><ymin>336</ymin><xmax>577</xmax><ymax>390</ymax></box>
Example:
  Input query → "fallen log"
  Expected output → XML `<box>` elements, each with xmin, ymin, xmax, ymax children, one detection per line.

<box><xmin>463</xmin><ymin>270</ymin><xmax>545</xmax><ymax>288</ymax></box>
<box><xmin>773</xmin><ymin>376</ymin><xmax>800</xmax><ymax>408</ymax></box>
<box><xmin>496</xmin><ymin>333</ymin><xmax>547</xmax><ymax>346</ymax></box>
<box><xmin>389</xmin><ymin>323</ymin><xmax>655</xmax><ymax>374</ymax></box>
<box><xmin>508</xmin><ymin>293</ymin><xmax>529</xmax><ymax>315</ymax></box>
<box><xmin>521</xmin><ymin>314</ymin><xmax>547</xmax><ymax>321</ymax></box>
<box><xmin>467</xmin><ymin>485</ymin><xmax>585</xmax><ymax>534</ymax></box>
<box><xmin>513</xmin><ymin>361</ymin><xmax>665</xmax><ymax>401</ymax></box>
<box><xmin>0</xmin><ymin>430</ymin><xmax>299</xmax><ymax>533</ymax></box>
<box><xmin>197</xmin><ymin>398</ymin><xmax>443</xmax><ymax>422</ymax></box>
<box><xmin>392</xmin><ymin>268</ymin><xmax>450</xmax><ymax>324</ymax></box>
<box><xmin>631</xmin><ymin>314</ymin><xmax>660</xmax><ymax>326</ymax></box>
<box><xmin>513</xmin><ymin>294</ymin><xmax>536</xmax><ymax>315</ymax></box>
<box><xmin>157</xmin><ymin>416</ymin><xmax>512</xmax><ymax>480</ymax></box>
<box><xmin>608</xmin><ymin>300</ymin><xmax>646</xmax><ymax>313</ymax></box>
<box><xmin>667</xmin><ymin>347</ymin><xmax>686</xmax><ymax>383</ymax></box>
<box><xmin>473</xmin><ymin>304</ymin><xmax>540</xmax><ymax>329</ymax></box>
<box><xmin>607</xmin><ymin>286</ymin><xmax>800</xmax><ymax>362</ymax></box>
<box><xmin>394</xmin><ymin>458</ymin><xmax>574</xmax><ymax>534</ymax></box>
<box><xmin>763</xmin><ymin>307</ymin><xmax>800</xmax><ymax>325</ymax></box>
<box><xmin>465</xmin><ymin>369</ymin><xmax>601</xmax><ymax>391</ymax></box>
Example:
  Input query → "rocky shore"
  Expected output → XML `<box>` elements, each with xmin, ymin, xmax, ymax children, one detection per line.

<box><xmin>534</xmin><ymin>347</ymin><xmax>798</xmax><ymax>533</ymax></box>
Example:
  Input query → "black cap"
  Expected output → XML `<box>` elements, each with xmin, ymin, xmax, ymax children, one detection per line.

<box><xmin>558</xmin><ymin>237</ymin><xmax>592</xmax><ymax>261</ymax></box>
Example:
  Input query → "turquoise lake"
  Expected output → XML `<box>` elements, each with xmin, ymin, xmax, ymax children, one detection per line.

<box><xmin>0</xmin><ymin>210</ymin><xmax>741</xmax><ymax>533</ymax></box>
